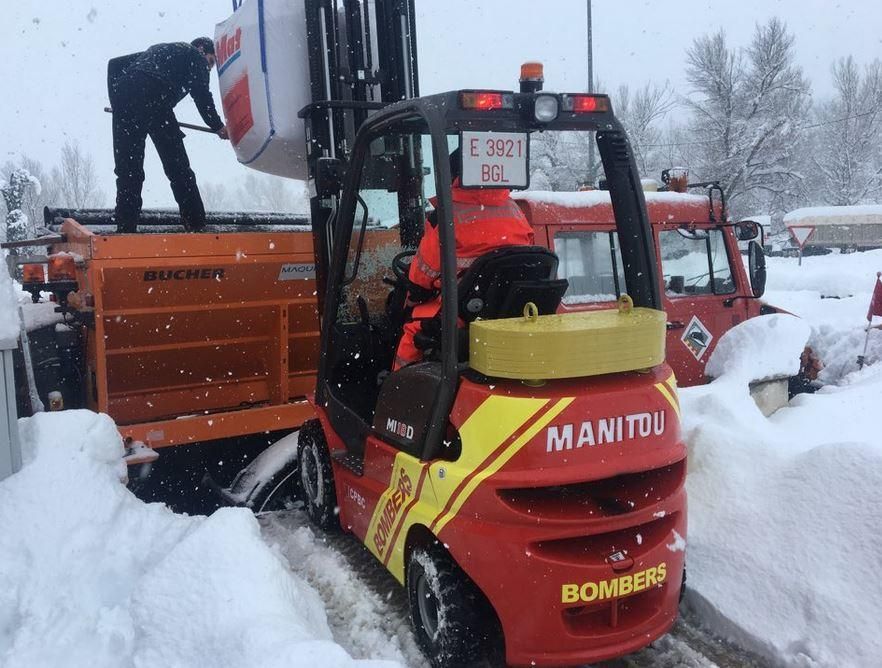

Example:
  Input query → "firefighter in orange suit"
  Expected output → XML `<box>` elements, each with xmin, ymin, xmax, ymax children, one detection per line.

<box><xmin>394</xmin><ymin>149</ymin><xmax>534</xmax><ymax>369</ymax></box>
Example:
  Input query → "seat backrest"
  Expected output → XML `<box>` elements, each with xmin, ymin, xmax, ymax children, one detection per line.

<box><xmin>457</xmin><ymin>246</ymin><xmax>566</xmax><ymax>322</ymax></box>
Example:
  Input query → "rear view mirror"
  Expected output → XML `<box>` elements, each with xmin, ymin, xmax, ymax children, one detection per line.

<box><xmin>316</xmin><ymin>157</ymin><xmax>344</xmax><ymax>198</ymax></box>
<box><xmin>748</xmin><ymin>240</ymin><xmax>766</xmax><ymax>298</ymax></box>
<box><xmin>735</xmin><ymin>220</ymin><xmax>760</xmax><ymax>241</ymax></box>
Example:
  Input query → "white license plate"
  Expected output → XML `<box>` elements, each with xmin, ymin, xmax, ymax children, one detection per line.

<box><xmin>460</xmin><ymin>131</ymin><xmax>528</xmax><ymax>188</ymax></box>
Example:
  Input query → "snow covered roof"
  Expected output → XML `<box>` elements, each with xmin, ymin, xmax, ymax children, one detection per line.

<box><xmin>784</xmin><ymin>205</ymin><xmax>882</xmax><ymax>226</ymax></box>
<box><xmin>513</xmin><ymin>190</ymin><xmax>706</xmax><ymax>208</ymax></box>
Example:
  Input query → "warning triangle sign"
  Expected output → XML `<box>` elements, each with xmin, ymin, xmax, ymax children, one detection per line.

<box><xmin>788</xmin><ymin>226</ymin><xmax>815</xmax><ymax>248</ymax></box>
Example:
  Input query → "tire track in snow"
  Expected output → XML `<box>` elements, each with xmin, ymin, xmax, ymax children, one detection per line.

<box><xmin>261</xmin><ymin>510</ymin><xmax>768</xmax><ymax>668</ymax></box>
<box><xmin>260</xmin><ymin>510</ymin><xmax>428</xmax><ymax>667</ymax></box>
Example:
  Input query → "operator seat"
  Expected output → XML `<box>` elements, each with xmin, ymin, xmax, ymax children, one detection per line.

<box><xmin>456</xmin><ymin>246</ymin><xmax>568</xmax><ymax>322</ymax></box>
<box><xmin>413</xmin><ymin>246</ymin><xmax>568</xmax><ymax>360</ymax></box>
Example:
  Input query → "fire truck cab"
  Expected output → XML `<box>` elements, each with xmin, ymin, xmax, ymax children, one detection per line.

<box><xmin>517</xmin><ymin>187</ymin><xmax>768</xmax><ymax>386</ymax></box>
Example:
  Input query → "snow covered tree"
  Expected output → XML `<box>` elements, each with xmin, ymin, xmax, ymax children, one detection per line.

<box><xmin>529</xmin><ymin>130</ymin><xmax>597</xmax><ymax>191</ymax></box>
<box><xmin>807</xmin><ymin>56</ymin><xmax>882</xmax><ymax>205</ymax></box>
<box><xmin>1</xmin><ymin>168</ymin><xmax>40</xmax><ymax>257</ymax></box>
<box><xmin>237</xmin><ymin>173</ymin><xmax>306</xmax><ymax>212</ymax></box>
<box><xmin>528</xmin><ymin>80</ymin><xmax>674</xmax><ymax>191</ymax></box>
<box><xmin>615</xmin><ymin>81</ymin><xmax>676</xmax><ymax>180</ymax></box>
<box><xmin>202</xmin><ymin>182</ymin><xmax>231</xmax><ymax>211</ymax></box>
<box><xmin>679</xmin><ymin>18</ymin><xmax>811</xmax><ymax>217</ymax></box>
<box><xmin>51</xmin><ymin>141</ymin><xmax>105</xmax><ymax>209</ymax></box>
<box><xmin>2</xmin><ymin>156</ymin><xmax>59</xmax><ymax>226</ymax></box>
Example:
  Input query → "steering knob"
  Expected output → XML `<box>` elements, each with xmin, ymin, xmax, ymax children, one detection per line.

<box><xmin>466</xmin><ymin>297</ymin><xmax>484</xmax><ymax>314</ymax></box>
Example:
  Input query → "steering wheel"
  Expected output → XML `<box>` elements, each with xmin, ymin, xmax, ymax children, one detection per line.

<box><xmin>393</xmin><ymin>250</ymin><xmax>416</xmax><ymax>282</ymax></box>
<box><xmin>386</xmin><ymin>249</ymin><xmax>438</xmax><ymax>304</ymax></box>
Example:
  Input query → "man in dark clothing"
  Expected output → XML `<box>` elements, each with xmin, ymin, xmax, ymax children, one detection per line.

<box><xmin>108</xmin><ymin>37</ymin><xmax>228</xmax><ymax>233</ymax></box>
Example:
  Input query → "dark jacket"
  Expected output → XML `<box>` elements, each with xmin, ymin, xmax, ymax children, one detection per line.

<box><xmin>107</xmin><ymin>42</ymin><xmax>223</xmax><ymax>131</ymax></box>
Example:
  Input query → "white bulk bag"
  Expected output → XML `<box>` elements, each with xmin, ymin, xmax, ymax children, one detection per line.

<box><xmin>214</xmin><ymin>0</ymin><xmax>311</xmax><ymax>179</ymax></box>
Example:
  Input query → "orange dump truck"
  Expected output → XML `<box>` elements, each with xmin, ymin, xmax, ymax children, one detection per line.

<box><xmin>14</xmin><ymin>211</ymin><xmax>321</xmax><ymax>467</ymax></box>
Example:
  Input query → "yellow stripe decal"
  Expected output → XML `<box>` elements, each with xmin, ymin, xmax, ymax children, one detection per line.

<box><xmin>365</xmin><ymin>394</ymin><xmax>548</xmax><ymax>582</ymax></box>
<box><xmin>654</xmin><ymin>382</ymin><xmax>680</xmax><ymax>418</ymax></box>
<box><xmin>432</xmin><ymin>397</ymin><xmax>574</xmax><ymax>535</ymax></box>
<box><xmin>364</xmin><ymin>453</ymin><xmax>427</xmax><ymax>564</ymax></box>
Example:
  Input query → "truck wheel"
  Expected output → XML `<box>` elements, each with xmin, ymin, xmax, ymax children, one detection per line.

<box><xmin>407</xmin><ymin>541</ymin><xmax>491</xmax><ymax>667</ymax></box>
<box><xmin>297</xmin><ymin>421</ymin><xmax>339</xmax><ymax>530</ymax></box>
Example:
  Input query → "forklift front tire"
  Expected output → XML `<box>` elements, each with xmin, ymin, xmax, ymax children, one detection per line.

<box><xmin>407</xmin><ymin>541</ymin><xmax>491</xmax><ymax>667</ymax></box>
<box><xmin>297</xmin><ymin>421</ymin><xmax>339</xmax><ymax>531</ymax></box>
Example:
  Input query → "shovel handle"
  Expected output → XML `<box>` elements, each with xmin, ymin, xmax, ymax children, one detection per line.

<box><xmin>103</xmin><ymin>107</ymin><xmax>216</xmax><ymax>134</ymax></box>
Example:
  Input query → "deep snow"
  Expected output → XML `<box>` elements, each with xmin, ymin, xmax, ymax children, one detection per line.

<box><xmin>683</xmin><ymin>250</ymin><xmax>882</xmax><ymax>668</ymax></box>
<box><xmin>0</xmin><ymin>410</ymin><xmax>397</xmax><ymax>668</ymax></box>
<box><xmin>761</xmin><ymin>249</ymin><xmax>882</xmax><ymax>382</ymax></box>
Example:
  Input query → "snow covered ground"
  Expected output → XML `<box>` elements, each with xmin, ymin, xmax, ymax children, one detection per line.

<box><xmin>1</xmin><ymin>250</ymin><xmax>880</xmax><ymax>668</ymax></box>
<box><xmin>0</xmin><ymin>411</ymin><xmax>396</xmax><ymax>668</ymax></box>
<box><xmin>682</xmin><ymin>250</ymin><xmax>882</xmax><ymax>667</ymax></box>
<box><xmin>761</xmin><ymin>249</ymin><xmax>882</xmax><ymax>384</ymax></box>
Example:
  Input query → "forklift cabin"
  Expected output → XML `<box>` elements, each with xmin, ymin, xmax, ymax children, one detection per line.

<box><xmin>315</xmin><ymin>89</ymin><xmax>661</xmax><ymax>464</ymax></box>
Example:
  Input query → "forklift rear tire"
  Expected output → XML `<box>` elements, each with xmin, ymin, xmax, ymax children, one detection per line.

<box><xmin>297</xmin><ymin>421</ymin><xmax>339</xmax><ymax>531</ymax></box>
<box><xmin>407</xmin><ymin>541</ymin><xmax>491</xmax><ymax>667</ymax></box>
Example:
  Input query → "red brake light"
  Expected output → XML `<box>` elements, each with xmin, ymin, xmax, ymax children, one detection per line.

<box><xmin>48</xmin><ymin>254</ymin><xmax>77</xmax><ymax>281</ymax></box>
<box><xmin>460</xmin><ymin>91</ymin><xmax>513</xmax><ymax>111</ymax></box>
<box><xmin>563</xmin><ymin>94</ymin><xmax>610</xmax><ymax>113</ymax></box>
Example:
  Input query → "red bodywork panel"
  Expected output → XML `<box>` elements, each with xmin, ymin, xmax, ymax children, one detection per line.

<box><xmin>316</xmin><ymin>363</ymin><xmax>686</xmax><ymax>666</ymax></box>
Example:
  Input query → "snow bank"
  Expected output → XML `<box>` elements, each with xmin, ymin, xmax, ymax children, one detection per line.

<box><xmin>0</xmin><ymin>260</ymin><xmax>20</xmax><ymax>347</ymax></box>
<box><xmin>764</xmin><ymin>248</ymin><xmax>882</xmax><ymax>297</ymax></box>
<box><xmin>705</xmin><ymin>314</ymin><xmax>810</xmax><ymax>383</ymax></box>
<box><xmin>761</xmin><ymin>251</ymin><xmax>882</xmax><ymax>381</ymax></box>
<box><xmin>683</xmin><ymin>344</ymin><xmax>882</xmax><ymax>666</ymax></box>
<box><xmin>0</xmin><ymin>410</ymin><xmax>395</xmax><ymax>668</ymax></box>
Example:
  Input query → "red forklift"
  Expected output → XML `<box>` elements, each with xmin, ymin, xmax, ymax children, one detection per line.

<box><xmin>286</xmin><ymin>0</ymin><xmax>687</xmax><ymax>658</ymax></box>
<box><xmin>295</xmin><ymin>75</ymin><xmax>686</xmax><ymax>667</ymax></box>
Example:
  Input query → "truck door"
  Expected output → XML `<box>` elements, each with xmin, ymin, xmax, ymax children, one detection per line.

<box><xmin>657</xmin><ymin>226</ymin><xmax>740</xmax><ymax>385</ymax></box>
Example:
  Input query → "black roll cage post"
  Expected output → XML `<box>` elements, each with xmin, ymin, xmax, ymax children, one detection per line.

<box><xmin>315</xmin><ymin>91</ymin><xmax>659</xmax><ymax>461</ymax></box>
<box><xmin>314</xmin><ymin>101</ymin><xmax>457</xmax><ymax>462</ymax></box>
<box><xmin>303</xmin><ymin>0</ymin><xmax>419</xmax><ymax>313</ymax></box>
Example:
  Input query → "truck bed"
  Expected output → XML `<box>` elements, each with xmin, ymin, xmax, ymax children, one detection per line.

<box><xmin>52</xmin><ymin>218</ymin><xmax>320</xmax><ymax>448</ymax></box>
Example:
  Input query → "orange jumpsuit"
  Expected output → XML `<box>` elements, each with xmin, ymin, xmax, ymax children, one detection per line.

<box><xmin>394</xmin><ymin>184</ymin><xmax>534</xmax><ymax>369</ymax></box>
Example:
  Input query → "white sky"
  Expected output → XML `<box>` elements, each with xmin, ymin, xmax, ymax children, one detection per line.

<box><xmin>1</xmin><ymin>0</ymin><xmax>879</xmax><ymax>208</ymax></box>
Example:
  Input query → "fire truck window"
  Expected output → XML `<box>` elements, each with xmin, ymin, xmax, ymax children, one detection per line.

<box><xmin>553</xmin><ymin>231</ymin><xmax>625</xmax><ymax>305</ymax></box>
<box><xmin>659</xmin><ymin>228</ymin><xmax>736</xmax><ymax>297</ymax></box>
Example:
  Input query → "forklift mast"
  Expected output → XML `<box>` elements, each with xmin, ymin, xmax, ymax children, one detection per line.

<box><xmin>303</xmin><ymin>0</ymin><xmax>419</xmax><ymax>300</ymax></box>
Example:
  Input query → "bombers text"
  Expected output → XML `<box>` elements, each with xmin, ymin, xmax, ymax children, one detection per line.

<box><xmin>562</xmin><ymin>562</ymin><xmax>667</xmax><ymax>603</ymax></box>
